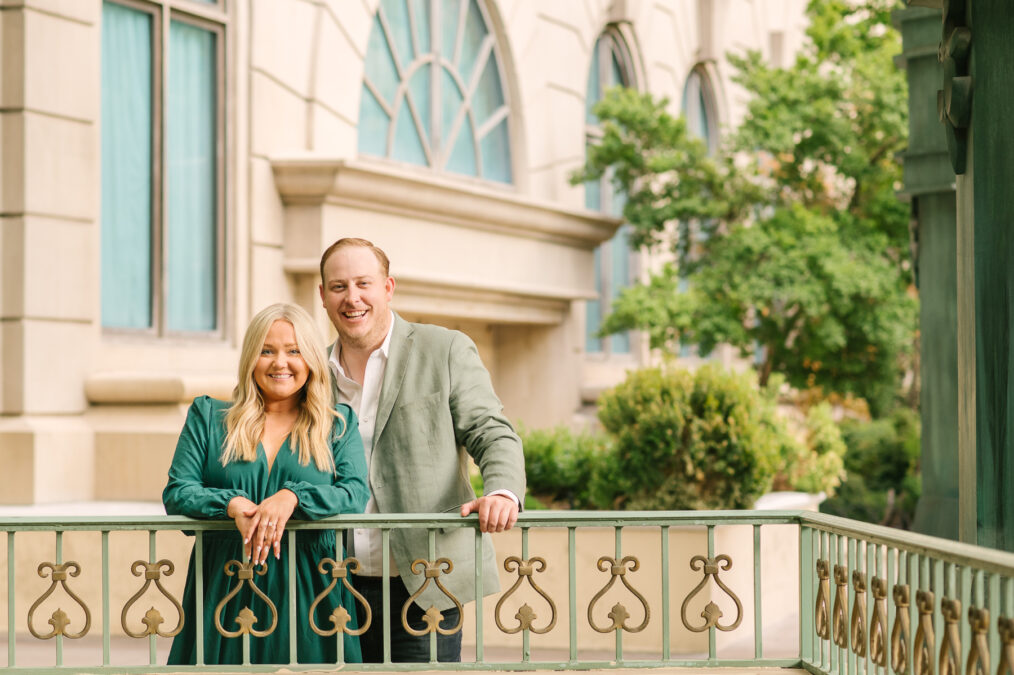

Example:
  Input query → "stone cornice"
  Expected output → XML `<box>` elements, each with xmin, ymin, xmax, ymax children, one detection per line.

<box><xmin>271</xmin><ymin>157</ymin><xmax>622</xmax><ymax>249</ymax></box>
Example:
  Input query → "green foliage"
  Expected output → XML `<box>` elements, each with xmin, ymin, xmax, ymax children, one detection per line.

<box><xmin>573</xmin><ymin>0</ymin><xmax>916</xmax><ymax>416</ymax></box>
<box><xmin>777</xmin><ymin>402</ymin><xmax>847</xmax><ymax>496</ymax></box>
<box><xmin>519</xmin><ymin>425</ymin><xmax>612</xmax><ymax>509</ymax></box>
<box><xmin>469</xmin><ymin>470</ymin><xmax>546</xmax><ymax>511</ymax></box>
<box><xmin>820</xmin><ymin>407</ymin><xmax>921</xmax><ymax>526</ymax></box>
<box><xmin>596</xmin><ymin>365</ymin><xmax>786</xmax><ymax>510</ymax></box>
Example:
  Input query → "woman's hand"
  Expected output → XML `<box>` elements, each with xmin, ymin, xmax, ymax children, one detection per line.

<box><xmin>248</xmin><ymin>489</ymin><xmax>299</xmax><ymax>565</ymax></box>
<box><xmin>226</xmin><ymin>496</ymin><xmax>260</xmax><ymax>560</ymax></box>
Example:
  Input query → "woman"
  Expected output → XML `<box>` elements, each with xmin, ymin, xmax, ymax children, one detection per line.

<box><xmin>163</xmin><ymin>303</ymin><xmax>369</xmax><ymax>665</ymax></box>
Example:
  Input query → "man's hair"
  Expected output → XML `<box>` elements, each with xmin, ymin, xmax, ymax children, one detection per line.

<box><xmin>319</xmin><ymin>237</ymin><xmax>391</xmax><ymax>284</ymax></box>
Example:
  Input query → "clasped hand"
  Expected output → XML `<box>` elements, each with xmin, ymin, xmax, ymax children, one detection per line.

<box><xmin>227</xmin><ymin>490</ymin><xmax>298</xmax><ymax>565</ymax></box>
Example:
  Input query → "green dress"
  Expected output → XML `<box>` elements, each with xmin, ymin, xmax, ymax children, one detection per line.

<box><xmin>163</xmin><ymin>396</ymin><xmax>369</xmax><ymax>665</ymax></box>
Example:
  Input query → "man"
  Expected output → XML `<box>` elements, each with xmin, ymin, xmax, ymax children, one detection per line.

<box><xmin>318</xmin><ymin>237</ymin><xmax>525</xmax><ymax>662</ymax></box>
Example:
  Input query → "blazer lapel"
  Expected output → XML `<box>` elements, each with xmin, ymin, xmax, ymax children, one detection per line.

<box><xmin>372</xmin><ymin>313</ymin><xmax>413</xmax><ymax>450</ymax></box>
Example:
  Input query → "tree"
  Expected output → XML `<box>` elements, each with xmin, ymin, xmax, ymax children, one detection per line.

<box><xmin>574</xmin><ymin>0</ymin><xmax>915</xmax><ymax>415</ymax></box>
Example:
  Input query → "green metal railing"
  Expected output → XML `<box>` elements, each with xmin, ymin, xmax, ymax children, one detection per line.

<box><xmin>2</xmin><ymin>510</ymin><xmax>1013</xmax><ymax>673</ymax></box>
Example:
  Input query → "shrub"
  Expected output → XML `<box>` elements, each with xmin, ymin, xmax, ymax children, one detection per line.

<box><xmin>820</xmin><ymin>406</ymin><xmax>920</xmax><ymax>527</ymax></box>
<box><xmin>596</xmin><ymin>364</ymin><xmax>784</xmax><ymax>510</ymax></box>
<box><xmin>776</xmin><ymin>402</ymin><xmax>847</xmax><ymax>496</ymax></box>
<box><xmin>519</xmin><ymin>425</ymin><xmax>612</xmax><ymax>509</ymax></box>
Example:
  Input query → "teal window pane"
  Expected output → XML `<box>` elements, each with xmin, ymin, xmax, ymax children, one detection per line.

<box><xmin>586</xmin><ymin>247</ymin><xmax>603</xmax><ymax>353</ymax></box>
<box><xmin>610</xmin><ymin>227</ymin><xmax>632</xmax><ymax>354</ymax></box>
<box><xmin>381</xmin><ymin>0</ymin><xmax>414</xmax><ymax>69</ymax></box>
<box><xmin>479</xmin><ymin>116</ymin><xmax>511</xmax><ymax>183</ymax></box>
<box><xmin>392</xmin><ymin>104</ymin><xmax>428</xmax><ymax>165</ymax></box>
<box><xmin>586</xmin><ymin>41</ymin><xmax>601</xmax><ymax>124</ymax></box>
<box><xmin>440</xmin><ymin>0</ymin><xmax>461</xmax><ymax>60</ymax></box>
<box><xmin>364</xmin><ymin>15</ymin><xmax>400</xmax><ymax>106</ymax></box>
<box><xmin>101</xmin><ymin>1</ymin><xmax>153</xmax><ymax>329</ymax></box>
<box><xmin>584</xmin><ymin>179</ymin><xmax>601</xmax><ymax>211</ymax></box>
<box><xmin>407</xmin><ymin>62</ymin><xmax>432</xmax><ymax>139</ymax></box>
<box><xmin>472</xmin><ymin>54</ymin><xmax>504</xmax><ymax>124</ymax></box>
<box><xmin>167</xmin><ymin>20</ymin><xmax>217</xmax><ymax>332</ymax></box>
<box><xmin>410</xmin><ymin>0</ymin><xmax>430</xmax><ymax>54</ymax></box>
<box><xmin>459</xmin><ymin>0</ymin><xmax>487</xmax><ymax>83</ymax></box>
<box><xmin>359</xmin><ymin>86</ymin><xmax>390</xmax><ymax>156</ymax></box>
<box><xmin>610</xmin><ymin>51</ymin><xmax>625</xmax><ymax>86</ymax></box>
<box><xmin>440</xmin><ymin>66</ymin><xmax>463</xmax><ymax>141</ymax></box>
<box><xmin>447</xmin><ymin>117</ymin><xmax>477</xmax><ymax>175</ymax></box>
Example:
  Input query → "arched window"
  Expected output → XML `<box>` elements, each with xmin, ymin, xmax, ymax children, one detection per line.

<box><xmin>585</xmin><ymin>30</ymin><xmax>636</xmax><ymax>355</ymax></box>
<box><xmin>358</xmin><ymin>0</ymin><xmax>513</xmax><ymax>184</ymax></box>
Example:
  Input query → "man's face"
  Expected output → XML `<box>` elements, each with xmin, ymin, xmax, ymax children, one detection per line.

<box><xmin>319</xmin><ymin>246</ymin><xmax>395</xmax><ymax>351</ymax></box>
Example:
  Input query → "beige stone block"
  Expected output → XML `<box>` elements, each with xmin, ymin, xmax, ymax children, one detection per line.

<box><xmin>249</xmin><ymin>243</ymin><xmax>292</xmax><ymax>311</ymax></box>
<box><xmin>1</xmin><ymin>0</ymin><xmax>100</xmax><ymax>24</ymax></box>
<box><xmin>525</xmin><ymin>87</ymin><xmax>584</xmax><ymax>184</ymax></box>
<box><xmin>0</xmin><ymin>10</ymin><xmax>25</xmax><ymax>109</ymax></box>
<box><xmin>20</xmin><ymin>318</ymin><xmax>91</xmax><ymax>414</ymax></box>
<box><xmin>94</xmin><ymin>430</ymin><xmax>178</xmax><ymax>501</ymax></box>
<box><xmin>0</xmin><ymin>216</ymin><xmax>25</xmax><ymax>318</ymax></box>
<box><xmin>250</xmin><ymin>70</ymin><xmax>308</xmax><ymax>158</ymax></box>
<box><xmin>249</xmin><ymin>156</ymin><xmax>286</xmax><ymax>246</ymax></box>
<box><xmin>251</xmin><ymin>0</ymin><xmax>317</xmax><ymax>98</ymax></box>
<box><xmin>0</xmin><ymin>429</ymin><xmax>35</xmax><ymax>503</ymax></box>
<box><xmin>1</xmin><ymin>112</ymin><xmax>26</xmax><ymax>214</ymax></box>
<box><xmin>24</xmin><ymin>7</ymin><xmax>99</xmax><ymax>120</ymax></box>
<box><xmin>0</xmin><ymin>320</ymin><xmax>25</xmax><ymax>413</ymax></box>
<box><xmin>20</xmin><ymin>215</ymin><xmax>95</xmax><ymax>321</ymax></box>
<box><xmin>0</xmin><ymin>416</ymin><xmax>94</xmax><ymax>503</ymax></box>
<box><xmin>320</xmin><ymin>0</ymin><xmax>372</xmax><ymax>56</ymax></box>
<box><xmin>309</xmin><ymin>102</ymin><xmax>356</xmax><ymax>156</ymax></box>
<box><xmin>312</xmin><ymin>13</ymin><xmax>364</xmax><ymax>124</ymax></box>
<box><xmin>23</xmin><ymin>112</ymin><xmax>96</xmax><ymax>220</ymax></box>
<box><xmin>526</xmin><ymin>16</ymin><xmax>589</xmax><ymax>96</ymax></box>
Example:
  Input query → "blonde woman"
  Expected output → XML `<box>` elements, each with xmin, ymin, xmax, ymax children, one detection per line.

<box><xmin>163</xmin><ymin>303</ymin><xmax>368</xmax><ymax>665</ymax></box>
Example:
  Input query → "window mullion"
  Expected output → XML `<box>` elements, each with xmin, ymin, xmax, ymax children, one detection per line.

<box><xmin>155</xmin><ymin>3</ymin><xmax>170</xmax><ymax>336</ymax></box>
<box><xmin>430</xmin><ymin>4</ymin><xmax>441</xmax><ymax>162</ymax></box>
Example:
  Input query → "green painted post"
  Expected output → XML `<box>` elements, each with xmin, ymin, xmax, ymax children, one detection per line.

<box><xmin>289</xmin><ymin>534</ymin><xmax>297</xmax><ymax>665</ymax></box>
<box><xmin>7</xmin><ymin>532</ymin><xmax>14</xmax><ymax>668</ymax></box>
<box><xmin>148</xmin><ymin>531</ymin><xmax>156</xmax><ymax>665</ymax></box>
<box><xmin>522</xmin><ymin>527</ymin><xmax>530</xmax><ymax>662</ymax></box>
<box><xmin>195</xmin><ymin>532</ymin><xmax>204</xmax><ymax>666</ymax></box>
<box><xmin>661</xmin><ymin>526</ymin><xmax>670</xmax><ymax>661</ymax></box>
<box><xmin>799</xmin><ymin>526</ymin><xmax>812</xmax><ymax>665</ymax></box>
<box><xmin>474</xmin><ymin>527</ymin><xmax>484</xmax><ymax>664</ymax></box>
<box><xmin>568</xmin><ymin>526</ymin><xmax>577</xmax><ymax>664</ymax></box>
<box><xmin>707</xmin><ymin>525</ymin><xmax>715</xmax><ymax>661</ymax></box>
<box><xmin>968</xmin><ymin>0</ymin><xmax>1014</xmax><ymax>553</ymax></box>
<box><xmin>102</xmin><ymin>531</ymin><xmax>109</xmax><ymax>666</ymax></box>
<box><xmin>753</xmin><ymin>525</ymin><xmax>761</xmax><ymax>659</ymax></box>
<box><xmin>896</xmin><ymin>4</ymin><xmax>960</xmax><ymax>543</ymax></box>
<box><xmin>55</xmin><ymin>531</ymin><xmax>62</xmax><ymax>667</ymax></box>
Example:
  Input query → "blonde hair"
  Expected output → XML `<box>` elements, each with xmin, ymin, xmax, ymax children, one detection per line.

<box><xmin>222</xmin><ymin>303</ymin><xmax>344</xmax><ymax>472</ymax></box>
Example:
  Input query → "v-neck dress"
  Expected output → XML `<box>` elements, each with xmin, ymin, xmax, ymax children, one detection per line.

<box><xmin>163</xmin><ymin>396</ymin><xmax>369</xmax><ymax>665</ymax></box>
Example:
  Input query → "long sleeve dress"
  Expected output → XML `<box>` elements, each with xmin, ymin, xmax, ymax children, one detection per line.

<box><xmin>163</xmin><ymin>396</ymin><xmax>369</xmax><ymax>665</ymax></box>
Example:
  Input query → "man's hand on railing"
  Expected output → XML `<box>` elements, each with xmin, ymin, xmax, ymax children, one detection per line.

<box><xmin>460</xmin><ymin>493</ymin><xmax>519</xmax><ymax>533</ymax></box>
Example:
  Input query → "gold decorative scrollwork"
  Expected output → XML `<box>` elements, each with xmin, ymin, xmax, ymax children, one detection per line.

<box><xmin>965</xmin><ymin>606</ymin><xmax>989</xmax><ymax>675</ymax></box>
<box><xmin>402</xmin><ymin>559</ymin><xmax>463</xmax><ymax>637</ymax></box>
<box><xmin>590</xmin><ymin>555</ymin><xmax>650</xmax><ymax>634</ymax></box>
<box><xmin>815</xmin><ymin>559</ymin><xmax>831</xmax><ymax>640</ymax></box>
<box><xmin>869</xmin><ymin>576</ymin><xmax>889</xmax><ymax>667</ymax></box>
<box><xmin>832</xmin><ymin>565</ymin><xmax>849</xmax><ymax>648</ymax></box>
<box><xmin>938</xmin><ymin>598</ymin><xmax>961</xmax><ymax>675</ymax></box>
<box><xmin>913</xmin><ymin>590</ymin><xmax>935</xmax><ymax>675</ymax></box>
<box><xmin>27</xmin><ymin>562</ymin><xmax>91</xmax><ymax>639</ymax></box>
<box><xmin>998</xmin><ymin>616</ymin><xmax>1014</xmax><ymax>675</ymax></box>
<box><xmin>494</xmin><ymin>556</ymin><xmax>556</xmax><ymax>635</ymax></box>
<box><xmin>891</xmin><ymin>584</ymin><xmax>911</xmax><ymax>675</ymax></box>
<box><xmin>121</xmin><ymin>560</ymin><xmax>183</xmax><ymax>638</ymax></box>
<box><xmin>213</xmin><ymin>560</ymin><xmax>278</xmax><ymax>638</ymax></box>
<box><xmin>851</xmin><ymin>570</ymin><xmax>868</xmax><ymax>657</ymax></box>
<box><xmin>308</xmin><ymin>557</ymin><xmax>370</xmax><ymax>637</ymax></box>
<box><xmin>680</xmin><ymin>554</ymin><xmax>741</xmax><ymax>633</ymax></box>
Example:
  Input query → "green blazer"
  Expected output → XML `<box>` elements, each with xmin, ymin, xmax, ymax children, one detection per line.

<box><xmin>330</xmin><ymin>313</ymin><xmax>525</xmax><ymax>610</ymax></box>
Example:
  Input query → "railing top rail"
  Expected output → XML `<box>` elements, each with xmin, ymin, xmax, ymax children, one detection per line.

<box><xmin>0</xmin><ymin>510</ymin><xmax>804</xmax><ymax>531</ymax></box>
<box><xmin>801</xmin><ymin>511</ymin><xmax>1014</xmax><ymax>574</ymax></box>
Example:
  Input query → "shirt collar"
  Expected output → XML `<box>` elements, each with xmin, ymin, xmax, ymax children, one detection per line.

<box><xmin>329</xmin><ymin>311</ymin><xmax>395</xmax><ymax>378</ymax></box>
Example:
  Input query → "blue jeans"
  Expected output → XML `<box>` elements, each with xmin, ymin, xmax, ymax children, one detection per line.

<box><xmin>354</xmin><ymin>576</ymin><xmax>462</xmax><ymax>663</ymax></box>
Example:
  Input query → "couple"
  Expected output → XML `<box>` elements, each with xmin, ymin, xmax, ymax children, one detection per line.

<box><xmin>162</xmin><ymin>237</ymin><xmax>526</xmax><ymax>665</ymax></box>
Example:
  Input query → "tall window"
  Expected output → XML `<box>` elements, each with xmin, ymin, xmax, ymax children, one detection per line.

<box><xmin>101</xmin><ymin>0</ymin><xmax>225</xmax><ymax>334</ymax></box>
<box><xmin>585</xmin><ymin>31</ymin><xmax>635</xmax><ymax>355</ymax></box>
<box><xmin>359</xmin><ymin>0</ymin><xmax>513</xmax><ymax>183</ymax></box>
<box><xmin>679</xmin><ymin>66</ymin><xmax>718</xmax><ymax>358</ymax></box>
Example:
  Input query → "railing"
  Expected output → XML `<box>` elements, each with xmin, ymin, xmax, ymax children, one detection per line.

<box><xmin>1</xmin><ymin>511</ymin><xmax>1013</xmax><ymax>673</ymax></box>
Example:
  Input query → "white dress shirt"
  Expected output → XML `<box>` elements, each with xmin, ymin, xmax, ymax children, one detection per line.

<box><xmin>329</xmin><ymin>312</ymin><xmax>519</xmax><ymax>577</ymax></box>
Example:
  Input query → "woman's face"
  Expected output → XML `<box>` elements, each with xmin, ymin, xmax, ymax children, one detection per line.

<box><xmin>253</xmin><ymin>320</ymin><xmax>310</xmax><ymax>406</ymax></box>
